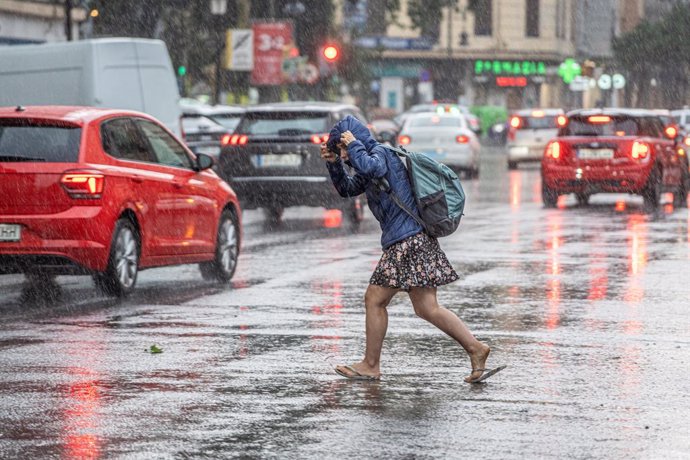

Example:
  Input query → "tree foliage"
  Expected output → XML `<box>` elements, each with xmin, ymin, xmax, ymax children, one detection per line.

<box><xmin>613</xmin><ymin>4</ymin><xmax>690</xmax><ymax>107</ymax></box>
<box><xmin>407</xmin><ymin>0</ymin><xmax>454</xmax><ymax>40</ymax></box>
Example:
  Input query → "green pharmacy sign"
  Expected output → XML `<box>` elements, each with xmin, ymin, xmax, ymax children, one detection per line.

<box><xmin>474</xmin><ymin>60</ymin><xmax>546</xmax><ymax>76</ymax></box>
<box><xmin>558</xmin><ymin>58</ymin><xmax>581</xmax><ymax>84</ymax></box>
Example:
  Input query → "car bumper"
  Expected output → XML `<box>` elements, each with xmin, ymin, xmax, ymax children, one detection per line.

<box><xmin>229</xmin><ymin>176</ymin><xmax>345</xmax><ymax>209</ymax></box>
<box><xmin>541</xmin><ymin>163</ymin><xmax>651</xmax><ymax>193</ymax></box>
<box><xmin>0</xmin><ymin>206</ymin><xmax>112</xmax><ymax>274</ymax></box>
<box><xmin>508</xmin><ymin>145</ymin><xmax>544</xmax><ymax>162</ymax></box>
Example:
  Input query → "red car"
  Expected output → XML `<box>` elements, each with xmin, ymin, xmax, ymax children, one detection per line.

<box><xmin>541</xmin><ymin>109</ymin><xmax>688</xmax><ymax>209</ymax></box>
<box><xmin>0</xmin><ymin>106</ymin><xmax>241</xmax><ymax>296</ymax></box>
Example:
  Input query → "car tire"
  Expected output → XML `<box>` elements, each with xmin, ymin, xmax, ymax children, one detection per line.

<box><xmin>263</xmin><ymin>205</ymin><xmax>284</xmax><ymax>224</ymax></box>
<box><xmin>94</xmin><ymin>218</ymin><xmax>139</xmax><ymax>297</ymax></box>
<box><xmin>576</xmin><ymin>193</ymin><xmax>590</xmax><ymax>206</ymax></box>
<box><xmin>642</xmin><ymin>166</ymin><xmax>661</xmax><ymax>212</ymax></box>
<box><xmin>508</xmin><ymin>161</ymin><xmax>518</xmax><ymax>170</ymax></box>
<box><xmin>673</xmin><ymin>167</ymin><xmax>688</xmax><ymax>208</ymax></box>
<box><xmin>542</xmin><ymin>182</ymin><xmax>558</xmax><ymax>208</ymax></box>
<box><xmin>199</xmin><ymin>209</ymin><xmax>240</xmax><ymax>283</ymax></box>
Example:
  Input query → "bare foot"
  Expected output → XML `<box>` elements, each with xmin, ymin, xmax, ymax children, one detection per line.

<box><xmin>335</xmin><ymin>361</ymin><xmax>380</xmax><ymax>379</ymax></box>
<box><xmin>464</xmin><ymin>344</ymin><xmax>490</xmax><ymax>383</ymax></box>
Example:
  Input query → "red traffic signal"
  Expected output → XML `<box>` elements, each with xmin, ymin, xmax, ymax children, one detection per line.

<box><xmin>322</xmin><ymin>45</ymin><xmax>339</xmax><ymax>62</ymax></box>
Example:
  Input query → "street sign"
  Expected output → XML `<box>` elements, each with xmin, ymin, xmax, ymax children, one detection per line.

<box><xmin>225</xmin><ymin>29</ymin><xmax>253</xmax><ymax>71</ymax></box>
<box><xmin>612</xmin><ymin>73</ymin><xmax>626</xmax><ymax>89</ymax></box>
<box><xmin>251</xmin><ymin>22</ymin><xmax>293</xmax><ymax>85</ymax></box>
<box><xmin>569</xmin><ymin>75</ymin><xmax>589</xmax><ymax>91</ymax></box>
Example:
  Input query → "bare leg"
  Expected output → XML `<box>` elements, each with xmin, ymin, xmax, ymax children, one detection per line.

<box><xmin>408</xmin><ymin>287</ymin><xmax>490</xmax><ymax>382</ymax></box>
<box><xmin>336</xmin><ymin>284</ymin><xmax>398</xmax><ymax>378</ymax></box>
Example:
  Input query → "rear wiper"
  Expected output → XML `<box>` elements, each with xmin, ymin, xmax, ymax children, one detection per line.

<box><xmin>0</xmin><ymin>155</ymin><xmax>46</xmax><ymax>162</ymax></box>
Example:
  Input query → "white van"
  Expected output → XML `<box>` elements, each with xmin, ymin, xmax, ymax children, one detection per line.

<box><xmin>0</xmin><ymin>38</ymin><xmax>182</xmax><ymax>137</ymax></box>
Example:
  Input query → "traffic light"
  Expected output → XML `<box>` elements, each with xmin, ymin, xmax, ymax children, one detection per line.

<box><xmin>177</xmin><ymin>66</ymin><xmax>187</xmax><ymax>77</ymax></box>
<box><xmin>322</xmin><ymin>44</ymin><xmax>340</xmax><ymax>63</ymax></box>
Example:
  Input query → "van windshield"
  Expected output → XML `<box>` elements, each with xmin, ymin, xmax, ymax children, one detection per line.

<box><xmin>0</xmin><ymin>120</ymin><xmax>81</xmax><ymax>162</ymax></box>
<box><xmin>237</xmin><ymin>112</ymin><xmax>329</xmax><ymax>136</ymax></box>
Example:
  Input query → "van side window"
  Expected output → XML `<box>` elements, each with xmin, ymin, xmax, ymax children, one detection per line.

<box><xmin>101</xmin><ymin>118</ymin><xmax>155</xmax><ymax>163</ymax></box>
<box><xmin>136</xmin><ymin>119</ymin><xmax>192</xmax><ymax>169</ymax></box>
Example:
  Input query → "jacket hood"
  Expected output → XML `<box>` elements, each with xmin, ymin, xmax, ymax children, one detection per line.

<box><xmin>327</xmin><ymin>115</ymin><xmax>377</xmax><ymax>153</ymax></box>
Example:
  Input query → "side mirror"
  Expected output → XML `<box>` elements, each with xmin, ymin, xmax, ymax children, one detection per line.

<box><xmin>195</xmin><ymin>153</ymin><xmax>214</xmax><ymax>171</ymax></box>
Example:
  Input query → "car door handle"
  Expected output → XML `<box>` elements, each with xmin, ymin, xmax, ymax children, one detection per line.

<box><xmin>132</xmin><ymin>175</ymin><xmax>144</xmax><ymax>184</ymax></box>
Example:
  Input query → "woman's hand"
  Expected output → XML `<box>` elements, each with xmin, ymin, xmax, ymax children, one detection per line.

<box><xmin>341</xmin><ymin>131</ymin><xmax>356</xmax><ymax>146</ymax></box>
<box><xmin>320</xmin><ymin>142</ymin><xmax>338</xmax><ymax>163</ymax></box>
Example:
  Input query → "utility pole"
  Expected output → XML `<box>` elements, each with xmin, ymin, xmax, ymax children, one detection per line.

<box><xmin>65</xmin><ymin>0</ymin><xmax>73</xmax><ymax>41</ymax></box>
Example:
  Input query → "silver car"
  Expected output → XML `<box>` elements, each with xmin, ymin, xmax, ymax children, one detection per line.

<box><xmin>398</xmin><ymin>112</ymin><xmax>481</xmax><ymax>178</ymax></box>
<box><xmin>506</xmin><ymin>108</ymin><xmax>564</xmax><ymax>169</ymax></box>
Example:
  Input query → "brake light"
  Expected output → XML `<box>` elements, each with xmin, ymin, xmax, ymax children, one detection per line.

<box><xmin>310</xmin><ymin>134</ymin><xmax>330</xmax><ymax>144</ymax></box>
<box><xmin>684</xmin><ymin>136</ymin><xmax>690</xmax><ymax>146</ymax></box>
<box><xmin>531</xmin><ymin>110</ymin><xmax>545</xmax><ymax>118</ymax></box>
<box><xmin>61</xmin><ymin>170</ymin><xmax>104</xmax><ymax>199</ymax></box>
<box><xmin>664</xmin><ymin>125</ymin><xmax>678</xmax><ymax>139</ymax></box>
<box><xmin>545</xmin><ymin>141</ymin><xmax>560</xmax><ymax>160</ymax></box>
<box><xmin>588</xmin><ymin>115</ymin><xmax>611</xmax><ymax>124</ymax></box>
<box><xmin>556</xmin><ymin>115</ymin><xmax>568</xmax><ymax>128</ymax></box>
<box><xmin>456</xmin><ymin>135</ymin><xmax>470</xmax><ymax>144</ymax></box>
<box><xmin>631</xmin><ymin>141</ymin><xmax>650</xmax><ymax>160</ymax></box>
<box><xmin>224</xmin><ymin>134</ymin><xmax>248</xmax><ymax>146</ymax></box>
<box><xmin>398</xmin><ymin>135</ymin><xmax>411</xmax><ymax>145</ymax></box>
<box><xmin>510</xmin><ymin>116</ymin><xmax>522</xmax><ymax>129</ymax></box>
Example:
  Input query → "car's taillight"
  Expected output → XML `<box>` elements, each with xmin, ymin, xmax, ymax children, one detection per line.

<box><xmin>631</xmin><ymin>141</ymin><xmax>650</xmax><ymax>160</ymax></box>
<box><xmin>456</xmin><ymin>135</ymin><xmax>470</xmax><ymax>144</ymax></box>
<box><xmin>61</xmin><ymin>170</ymin><xmax>104</xmax><ymax>199</ymax></box>
<box><xmin>545</xmin><ymin>141</ymin><xmax>561</xmax><ymax>160</ymax></box>
<box><xmin>556</xmin><ymin>115</ymin><xmax>568</xmax><ymax>128</ymax></box>
<box><xmin>509</xmin><ymin>116</ymin><xmax>522</xmax><ymax>129</ymax></box>
<box><xmin>223</xmin><ymin>134</ymin><xmax>248</xmax><ymax>146</ymax></box>
<box><xmin>398</xmin><ymin>135</ymin><xmax>411</xmax><ymax>145</ymax></box>
<box><xmin>310</xmin><ymin>134</ymin><xmax>330</xmax><ymax>144</ymax></box>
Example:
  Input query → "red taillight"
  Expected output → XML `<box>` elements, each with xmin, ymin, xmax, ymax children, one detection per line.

<box><xmin>225</xmin><ymin>134</ymin><xmax>248</xmax><ymax>146</ymax></box>
<box><xmin>310</xmin><ymin>134</ymin><xmax>330</xmax><ymax>144</ymax></box>
<box><xmin>588</xmin><ymin>115</ymin><xmax>611</xmax><ymax>124</ymax></box>
<box><xmin>631</xmin><ymin>141</ymin><xmax>650</xmax><ymax>160</ymax></box>
<box><xmin>398</xmin><ymin>135</ymin><xmax>411</xmax><ymax>145</ymax></box>
<box><xmin>456</xmin><ymin>135</ymin><xmax>470</xmax><ymax>144</ymax></box>
<box><xmin>545</xmin><ymin>141</ymin><xmax>561</xmax><ymax>160</ymax></box>
<box><xmin>664</xmin><ymin>125</ymin><xmax>678</xmax><ymax>139</ymax></box>
<box><xmin>556</xmin><ymin>115</ymin><xmax>568</xmax><ymax>128</ymax></box>
<box><xmin>509</xmin><ymin>116</ymin><xmax>522</xmax><ymax>129</ymax></box>
<box><xmin>61</xmin><ymin>170</ymin><xmax>104</xmax><ymax>199</ymax></box>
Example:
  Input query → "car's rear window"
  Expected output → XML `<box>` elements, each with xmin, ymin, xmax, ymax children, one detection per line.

<box><xmin>514</xmin><ymin>116</ymin><xmax>559</xmax><ymax>130</ymax></box>
<box><xmin>561</xmin><ymin>116</ymin><xmax>661</xmax><ymax>137</ymax></box>
<box><xmin>408</xmin><ymin>116</ymin><xmax>464</xmax><ymax>128</ymax></box>
<box><xmin>210</xmin><ymin>114</ymin><xmax>243</xmax><ymax>132</ymax></box>
<box><xmin>0</xmin><ymin>120</ymin><xmax>81</xmax><ymax>162</ymax></box>
<box><xmin>182</xmin><ymin>115</ymin><xmax>224</xmax><ymax>133</ymax></box>
<box><xmin>236</xmin><ymin>112</ymin><xmax>329</xmax><ymax>136</ymax></box>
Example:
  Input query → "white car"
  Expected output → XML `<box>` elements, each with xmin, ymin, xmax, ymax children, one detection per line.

<box><xmin>507</xmin><ymin>108</ymin><xmax>564</xmax><ymax>169</ymax></box>
<box><xmin>671</xmin><ymin>108</ymin><xmax>690</xmax><ymax>134</ymax></box>
<box><xmin>398</xmin><ymin>112</ymin><xmax>481</xmax><ymax>178</ymax></box>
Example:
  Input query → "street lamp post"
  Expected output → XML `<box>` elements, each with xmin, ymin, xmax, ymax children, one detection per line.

<box><xmin>211</xmin><ymin>0</ymin><xmax>227</xmax><ymax>104</ymax></box>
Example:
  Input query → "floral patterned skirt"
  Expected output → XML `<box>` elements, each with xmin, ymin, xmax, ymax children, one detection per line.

<box><xmin>370</xmin><ymin>232</ymin><xmax>459</xmax><ymax>290</ymax></box>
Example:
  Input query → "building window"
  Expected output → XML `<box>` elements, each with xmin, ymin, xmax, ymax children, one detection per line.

<box><xmin>474</xmin><ymin>0</ymin><xmax>492</xmax><ymax>36</ymax></box>
<box><xmin>526</xmin><ymin>0</ymin><xmax>540</xmax><ymax>37</ymax></box>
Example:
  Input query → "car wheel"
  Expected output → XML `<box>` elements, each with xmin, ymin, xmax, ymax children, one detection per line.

<box><xmin>542</xmin><ymin>182</ymin><xmax>558</xmax><ymax>208</ymax></box>
<box><xmin>94</xmin><ymin>218</ymin><xmax>139</xmax><ymax>297</ymax></box>
<box><xmin>199</xmin><ymin>209</ymin><xmax>240</xmax><ymax>283</ymax></box>
<box><xmin>673</xmin><ymin>167</ymin><xmax>688</xmax><ymax>208</ymax></box>
<box><xmin>344</xmin><ymin>196</ymin><xmax>365</xmax><ymax>227</ymax></box>
<box><xmin>263</xmin><ymin>205</ymin><xmax>284</xmax><ymax>224</ymax></box>
<box><xmin>576</xmin><ymin>193</ymin><xmax>590</xmax><ymax>206</ymax></box>
<box><xmin>642</xmin><ymin>167</ymin><xmax>661</xmax><ymax>211</ymax></box>
<box><xmin>508</xmin><ymin>161</ymin><xmax>518</xmax><ymax>170</ymax></box>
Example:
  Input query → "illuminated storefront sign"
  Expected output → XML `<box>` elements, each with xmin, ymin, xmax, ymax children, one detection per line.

<box><xmin>496</xmin><ymin>77</ymin><xmax>527</xmax><ymax>87</ymax></box>
<box><xmin>475</xmin><ymin>60</ymin><xmax>546</xmax><ymax>76</ymax></box>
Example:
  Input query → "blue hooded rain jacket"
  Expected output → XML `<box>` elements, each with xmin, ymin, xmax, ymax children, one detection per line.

<box><xmin>326</xmin><ymin>115</ymin><xmax>423</xmax><ymax>249</ymax></box>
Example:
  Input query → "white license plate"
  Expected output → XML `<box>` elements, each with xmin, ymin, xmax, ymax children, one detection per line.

<box><xmin>578</xmin><ymin>148</ymin><xmax>614</xmax><ymax>159</ymax></box>
<box><xmin>0</xmin><ymin>224</ymin><xmax>21</xmax><ymax>242</ymax></box>
<box><xmin>195</xmin><ymin>146</ymin><xmax>221</xmax><ymax>156</ymax></box>
<box><xmin>252</xmin><ymin>154</ymin><xmax>302</xmax><ymax>168</ymax></box>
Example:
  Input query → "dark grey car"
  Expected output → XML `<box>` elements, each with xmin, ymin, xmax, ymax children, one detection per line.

<box><xmin>217</xmin><ymin>102</ymin><xmax>368</xmax><ymax>224</ymax></box>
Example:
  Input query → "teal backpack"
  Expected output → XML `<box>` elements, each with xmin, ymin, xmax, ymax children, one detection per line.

<box><xmin>376</xmin><ymin>146</ymin><xmax>466</xmax><ymax>238</ymax></box>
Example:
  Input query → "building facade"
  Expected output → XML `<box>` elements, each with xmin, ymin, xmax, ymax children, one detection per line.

<box><xmin>0</xmin><ymin>0</ymin><xmax>84</xmax><ymax>45</ymax></box>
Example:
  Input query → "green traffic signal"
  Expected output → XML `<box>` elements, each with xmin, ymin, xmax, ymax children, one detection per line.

<box><xmin>177</xmin><ymin>65</ymin><xmax>187</xmax><ymax>77</ymax></box>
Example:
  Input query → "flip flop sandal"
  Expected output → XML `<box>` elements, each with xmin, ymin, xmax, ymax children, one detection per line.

<box><xmin>335</xmin><ymin>365</ymin><xmax>381</xmax><ymax>381</ymax></box>
<box><xmin>467</xmin><ymin>365</ymin><xmax>507</xmax><ymax>384</ymax></box>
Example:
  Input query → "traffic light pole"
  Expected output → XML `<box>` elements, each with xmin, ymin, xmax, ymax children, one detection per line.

<box><xmin>65</xmin><ymin>0</ymin><xmax>73</xmax><ymax>41</ymax></box>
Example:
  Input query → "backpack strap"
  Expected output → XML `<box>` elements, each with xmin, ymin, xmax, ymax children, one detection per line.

<box><xmin>371</xmin><ymin>160</ymin><xmax>428</xmax><ymax>233</ymax></box>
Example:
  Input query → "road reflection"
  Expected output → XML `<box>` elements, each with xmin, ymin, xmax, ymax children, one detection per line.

<box><xmin>545</xmin><ymin>212</ymin><xmax>563</xmax><ymax>330</ymax></box>
<box><xmin>625</xmin><ymin>214</ymin><xmax>648</xmax><ymax>304</ymax></box>
<box><xmin>309</xmin><ymin>281</ymin><xmax>343</xmax><ymax>356</ymax></box>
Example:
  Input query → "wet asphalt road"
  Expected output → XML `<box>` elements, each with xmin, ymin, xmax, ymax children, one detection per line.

<box><xmin>1</xmin><ymin>147</ymin><xmax>689</xmax><ymax>459</ymax></box>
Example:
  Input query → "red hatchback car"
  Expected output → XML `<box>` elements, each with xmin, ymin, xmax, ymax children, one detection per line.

<box><xmin>541</xmin><ymin>109</ymin><xmax>689</xmax><ymax>210</ymax></box>
<box><xmin>0</xmin><ymin>106</ymin><xmax>241</xmax><ymax>296</ymax></box>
